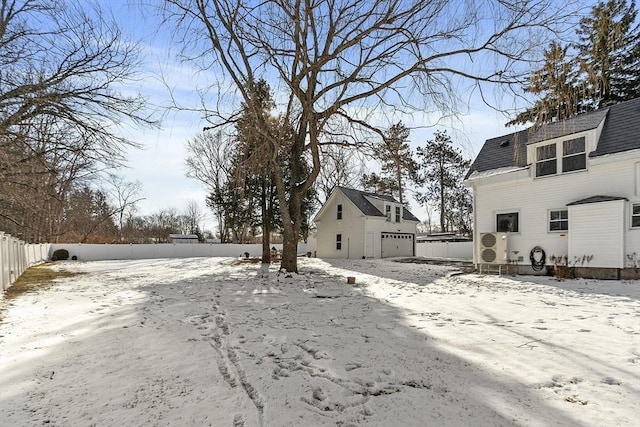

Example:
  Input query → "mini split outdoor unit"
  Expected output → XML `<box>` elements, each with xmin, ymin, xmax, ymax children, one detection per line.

<box><xmin>478</xmin><ymin>232</ymin><xmax>509</xmax><ymax>264</ymax></box>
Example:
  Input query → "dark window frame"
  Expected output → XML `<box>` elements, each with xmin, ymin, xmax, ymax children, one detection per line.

<box><xmin>337</xmin><ymin>204</ymin><xmax>343</xmax><ymax>220</ymax></box>
<box><xmin>336</xmin><ymin>233</ymin><xmax>342</xmax><ymax>250</ymax></box>
<box><xmin>496</xmin><ymin>212</ymin><xmax>519</xmax><ymax>233</ymax></box>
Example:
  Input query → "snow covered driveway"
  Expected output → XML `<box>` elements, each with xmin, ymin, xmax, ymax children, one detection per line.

<box><xmin>1</xmin><ymin>257</ymin><xmax>638</xmax><ymax>426</ymax></box>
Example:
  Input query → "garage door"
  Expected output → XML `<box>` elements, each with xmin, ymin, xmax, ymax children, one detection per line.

<box><xmin>381</xmin><ymin>232</ymin><xmax>414</xmax><ymax>258</ymax></box>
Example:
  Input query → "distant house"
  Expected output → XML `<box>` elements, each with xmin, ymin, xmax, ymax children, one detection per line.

<box><xmin>169</xmin><ymin>234</ymin><xmax>199</xmax><ymax>244</ymax></box>
<box><xmin>464</xmin><ymin>97</ymin><xmax>640</xmax><ymax>278</ymax></box>
<box><xmin>313</xmin><ymin>187</ymin><xmax>420</xmax><ymax>259</ymax></box>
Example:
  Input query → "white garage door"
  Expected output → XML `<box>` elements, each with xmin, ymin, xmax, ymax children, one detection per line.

<box><xmin>381</xmin><ymin>233</ymin><xmax>414</xmax><ymax>258</ymax></box>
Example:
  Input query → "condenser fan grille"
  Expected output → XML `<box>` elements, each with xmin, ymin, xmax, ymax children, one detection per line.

<box><xmin>481</xmin><ymin>233</ymin><xmax>496</xmax><ymax>248</ymax></box>
<box><xmin>481</xmin><ymin>248</ymin><xmax>497</xmax><ymax>262</ymax></box>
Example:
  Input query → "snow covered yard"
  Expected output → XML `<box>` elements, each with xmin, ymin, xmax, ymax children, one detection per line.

<box><xmin>0</xmin><ymin>258</ymin><xmax>638</xmax><ymax>427</ymax></box>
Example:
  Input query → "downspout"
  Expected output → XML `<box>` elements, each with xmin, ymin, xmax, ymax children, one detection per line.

<box><xmin>470</xmin><ymin>181</ymin><xmax>478</xmax><ymax>266</ymax></box>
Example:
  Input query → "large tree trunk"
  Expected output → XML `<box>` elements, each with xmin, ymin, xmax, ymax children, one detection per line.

<box><xmin>260</xmin><ymin>181</ymin><xmax>271</xmax><ymax>264</ymax></box>
<box><xmin>279</xmin><ymin>187</ymin><xmax>303</xmax><ymax>273</ymax></box>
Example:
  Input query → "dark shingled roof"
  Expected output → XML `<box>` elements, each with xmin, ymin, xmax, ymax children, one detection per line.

<box><xmin>464</xmin><ymin>129</ymin><xmax>529</xmax><ymax>179</ymax></box>
<box><xmin>566</xmin><ymin>195</ymin><xmax>628</xmax><ymax>206</ymax></box>
<box><xmin>336</xmin><ymin>186</ymin><xmax>420</xmax><ymax>222</ymax></box>
<box><xmin>528</xmin><ymin>108</ymin><xmax>609</xmax><ymax>144</ymax></box>
<box><xmin>590</xmin><ymin>97</ymin><xmax>640</xmax><ymax>157</ymax></box>
<box><xmin>466</xmin><ymin>97</ymin><xmax>640</xmax><ymax>177</ymax></box>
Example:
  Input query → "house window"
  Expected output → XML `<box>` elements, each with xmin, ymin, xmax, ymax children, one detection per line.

<box><xmin>385</xmin><ymin>205</ymin><xmax>391</xmax><ymax>220</ymax></box>
<box><xmin>336</xmin><ymin>234</ymin><xmax>342</xmax><ymax>250</ymax></box>
<box><xmin>536</xmin><ymin>143</ymin><xmax>557</xmax><ymax>177</ymax></box>
<box><xmin>395</xmin><ymin>206</ymin><xmax>401</xmax><ymax>223</ymax></box>
<box><xmin>496</xmin><ymin>212</ymin><xmax>519</xmax><ymax>232</ymax></box>
<box><xmin>337</xmin><ymin>204</ymin><xmax>343</xmax><ymax>220</ymax></box>
<box><xmin>549</xmin><ymin>209</ymin><xmax>568</xmax><ymax>232</ymax></box>
<box><xmin>562</xmin><ymin>137</ymin><xmax>586</xmax><ymax>172</ymax></box>
<box><xmin>632</xmin><ymin>203</ymin><xmax>640</xmax><ymax>228</ymax></box>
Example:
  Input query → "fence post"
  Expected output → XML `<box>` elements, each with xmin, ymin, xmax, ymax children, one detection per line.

<box><xmin>0</xmin><ymin>232</ymin><xmax>7</xmax><ymax>291</ymax></box>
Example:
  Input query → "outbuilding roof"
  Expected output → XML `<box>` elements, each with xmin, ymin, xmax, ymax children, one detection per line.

<box><xmin>335</xmin><ymin>186</ymin><xmax>420</xmax><ymax>222</ymax></box>
<box><xmin>466</xmin><ymin>97</ymin><xmax>640</xmax><ymax>178</ymax></box>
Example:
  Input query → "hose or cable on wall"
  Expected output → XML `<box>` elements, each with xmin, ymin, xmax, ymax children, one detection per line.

<box><xmin>530</xmin><ymin>246</ymin><xmax>546</xmax><ymax>271</ymax></box>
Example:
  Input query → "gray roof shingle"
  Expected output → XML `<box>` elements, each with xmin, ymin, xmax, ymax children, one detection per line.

<box><xmin>528</xmin><ymin>108</ymin><xmax>609</xmax><ymax>144</ymax></box>
<box><xmin>466</xmin><ymin>97</ymin><xmax>640</xmax><ymax>177</ymax></box>
<box><xmin>465</xmin><ymin>129</ymin><xmax>529</xmax><ymax>178</ymax></box>
<box><xmin>590</xmin><ymin>97</ymin><xmax>640</xmax><ymax>157</ymax></box>
<box><xmin>336</xmin><ymin>186</ymin><xmax>420</xmax><ymax>222</ymax></box>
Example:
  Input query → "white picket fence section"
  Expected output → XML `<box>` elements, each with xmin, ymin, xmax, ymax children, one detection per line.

<box><xmin>0</xmin><ymin>232</ymin><xmax>51</xmax><ymax>292</ymax></box>
<box><xmin>49</xmin><ymin>242</ymin><xmax>310</xmax><ymax>262</ymax></box>
<box><xmin>415</xmin><ymin>241</ymin><xmax>473</xmax><ymax>260</ymax></box>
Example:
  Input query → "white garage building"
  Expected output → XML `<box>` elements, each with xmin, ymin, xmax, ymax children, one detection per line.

<box><xmin>314</xmin><ymin>187</ymin><xmax>420</xmax><ymax>259</ymax></box>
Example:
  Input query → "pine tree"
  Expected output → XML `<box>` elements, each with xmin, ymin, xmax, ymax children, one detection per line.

<box><xmin>577</xmin><ymin>0</ymin><xmax>640</xmax><ymax>108</ymax></box>
<box><xmin>416</xmin><ymin>130</ymin><xmax>472</xmax><ymax>234</ymax></box>
<box><xmin>507</xmin><ymin>42</ymin><xmax>583</xmax><ymax>127</ymax></box>
<box><xmin>365</xmin><ymin>122</ymin><xmax>417</xmax><ymax>204</ymax></box>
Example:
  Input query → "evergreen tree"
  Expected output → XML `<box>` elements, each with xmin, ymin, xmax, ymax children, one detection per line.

<box><xmin>509</xmin><ymin>0</ymin><xmax>640</xmax><ymax>126</ymax></box>
<box><xmin>577</xmin><ymin>0</ymin><xmax>640</xmax><ymax>109</ymax></box>
<box><xmin>416</xmin><ymin>130</ymin><xmax>472</xmax><ymax>234</ymax></box>
<box><xmin>363</xmin><ymin>122</ymin><xmax>417</xmax><ymax>203</ymax></box>
<box><xmin>507</xmin><ymin>42</ymin><xmax>583</xmax><ymax>126</ymax></box>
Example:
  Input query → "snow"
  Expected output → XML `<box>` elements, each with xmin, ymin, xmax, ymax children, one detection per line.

<box><xmin>1</xmin><ymin>257</ymin><xmax>638</xmax><ymax>427</ymax></box>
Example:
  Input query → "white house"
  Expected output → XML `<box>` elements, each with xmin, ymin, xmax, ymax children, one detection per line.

<box><xmin>464</xmin><ymin>97</ymin><xmax>640</xmax><ymax>279</ymax></box>
<box><xmin>314</xmin><ymin>187</ymin><xmax>420</xmax><ymax>259</ymax></box>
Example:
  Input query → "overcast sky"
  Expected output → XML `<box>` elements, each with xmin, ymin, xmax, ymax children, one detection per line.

<box><xmin>105</xmin><ymin>1</ymin><xmax>554</xmax><ymax>233</ymax></box>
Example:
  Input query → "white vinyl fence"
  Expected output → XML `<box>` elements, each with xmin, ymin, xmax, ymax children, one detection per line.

<box><xmin>0</xmin><ymin>232</ymin><xmax>51</xmax><ymax>292</ymax></box>
<box><xmin>49</xmin><ymin>242</ymin><xmax>310</xmax><ymax>262</ymax></box>
<box><xmin>415</xmin><ymin>241</ymin><xmax>473</xmax><ymax>260</ymax></box>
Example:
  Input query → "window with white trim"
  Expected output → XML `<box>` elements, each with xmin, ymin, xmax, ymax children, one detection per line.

<box><xmin>536</xmin><ymin>143</ymin><xmax>557</xmax><ymax>177</ymax></box>
<box><xmin>549</xmin><ymin>209</ymin><xmax>568</xmax><ymax>232</ymax></box>
<box><xmin>395</xmin><ymin>206</ymin><xmax>401</xmax><ymax>223</ymax></box>
<box><xmin>535</xmin><ymin>136</ymin><xmax>587</xmax><ymax>177</ymax></box>
<box><xmin>337</xmin><ymin>204</ymin><xmax>343</xmax><ymax>220</ymax></box>
<box><xmin>562</xmin><ymin>137</ymin><xmax>586</xmax><ymax>172</ymax></box>
<box><xmin>336</xmin><ymin>234</ymin><xmax>342</xmax><ymax>250</ymax></box>
<box><xmin>632</xmin><ymin>203</ymin><xmax>640</xmax><ymax>228</ymax></box>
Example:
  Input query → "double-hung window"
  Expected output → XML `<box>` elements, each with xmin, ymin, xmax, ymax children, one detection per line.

<box><xmin>395</xmin><ymin>206</ymin><xmax>401</xmax><ymax>223</ymax></box>
<box><xmin>337</xmin><ymin>204</ymin><xmax>343</xmax><ymax>220</ymax></box>
<box><xmin>535</xmin><ymin>137</ymin><xmax>587</xmax><ymax>177</ymax></box>
<box><xmin>632</xmin><ymin>203</ymin><xmax>640</xmax><ymax>228</ymax></box>
<box><xmin>549</xmin><ymin>209</ymin><xmax>568</xmax><ymax>232</ymax></box>
<box><xmin>562</xmin><ymin>137</ymin><xmax>586</xmax><ymax>172</ymax></box>
<box><xmin>336</xmin><ymin>234</ymin><xmax>342</xmax><ymax>250</ymax></box>
<box><xmin>536</xmin><ymin>144</ymin><xmax>557</xmax><ymax>177</ymax></box>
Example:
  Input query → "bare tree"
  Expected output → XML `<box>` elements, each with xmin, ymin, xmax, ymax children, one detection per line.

<box><xmin>0</xmin><ymin>0</ymin><xmax>156</xmax><ymax>241</ymax></box>
<box><xmin>105</xmin><ymin>174</ymin><xmax>144</xmax><ymax>238</ymax></box>
<box><xmin>185</xmin><ymin>129</ymin><xmax>236</xmax><ymax>241</ymax></box>
<box><xmin>315</xmin><ymin>144</ymin><xmax>366</xmax><ymax>205</ymax></box>
<box><xmin>182</xmin><ymin>199</ymin><xmax>204</xmax><ymax>236</ymax></box>
<box><xmin>164</xmin><ymin>0</ymin><xmax>579</xmax><ymax>272</ymax></box>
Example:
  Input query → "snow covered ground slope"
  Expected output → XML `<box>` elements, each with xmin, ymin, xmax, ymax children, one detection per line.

<box><xmin>1</xmin><ymin>257</ymin><xmax>638</xmax><ymax>426</ymax></box>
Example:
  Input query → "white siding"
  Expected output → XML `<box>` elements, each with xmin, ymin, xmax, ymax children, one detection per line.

<box><xmin>315</xmin><ymin>192</ymin><xmax>367</xmax><ymax>259</ymax></box>
<box><xmin>469</xmin><ymin>150</ymin><xmax>640</xmax><ymax>267</ymax></box>
<box><xmin>568</xmin><ymin>201</ymin><xmax>624</xmax><ymax>268</ymax></box>
<box><xmin>364</xmin><ymin>217</ymin><xmax>417</xmax><ymax>258</ymax></box>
